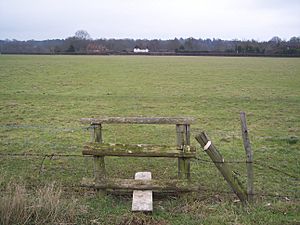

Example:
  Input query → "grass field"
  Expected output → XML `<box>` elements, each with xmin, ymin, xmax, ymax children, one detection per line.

<box><xmin>0</xmin><ymin>55</ymin><xmax>299</xmax><ymax>224</ymax></box>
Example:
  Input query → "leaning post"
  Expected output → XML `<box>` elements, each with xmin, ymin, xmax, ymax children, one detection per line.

<box><xmin>195</xmin><ymin>132</ymin><xmax>248</xmax><ymax>204</ymax></box>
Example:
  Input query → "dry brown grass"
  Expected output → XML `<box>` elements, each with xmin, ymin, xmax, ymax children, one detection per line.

<box><xmin>117</xmin><ymin>213</ymin><xmax>171</xmax><ymax>225</ymax></box>
<box><xmin>0</xmin><ymin>182</ymin><xmax>78</xmax><ymax>225</ymax></box>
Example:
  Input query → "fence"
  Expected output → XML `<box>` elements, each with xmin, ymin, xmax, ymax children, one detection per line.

<box><xmin>0</xmin><ymin>122</ymin><xmax>299</xmax><ymax>202</ymax></box>
<box><xmin>0</xmin><ymin>153</ymin><xmax>298</xmax><ymax>200</ymax></box>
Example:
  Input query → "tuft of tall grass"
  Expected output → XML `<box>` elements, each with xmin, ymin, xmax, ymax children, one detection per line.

<box><xmin>117</xmin><ymin>212</ymin><xmax>170</xmax><ymax>225</ymax></box>
<box><xmin>0</xmin><ymin>182</ymin><xmax>77</xmax><ymax>225</ymax></box>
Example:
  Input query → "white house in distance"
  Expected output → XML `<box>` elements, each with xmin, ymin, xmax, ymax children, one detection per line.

<box><xmin>133</xmin><ymin>47</ymin><xmax>149</xmax><ymax>53</ymax></box>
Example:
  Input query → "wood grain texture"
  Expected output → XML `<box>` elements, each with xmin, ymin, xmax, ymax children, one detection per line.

<box><xmin>81</xmin><ymin>117</ymin><xmax>195</xmax><ymax>125</ymax></box>
<box><xmin>83</xmin><ymin>143</ymin><xmax>196</xmax><ymax>158</ymax></box>
<box><xmin>81</xmin><ymin>177</ymin><xmax>202</xmax><ymax>192</ymax></box>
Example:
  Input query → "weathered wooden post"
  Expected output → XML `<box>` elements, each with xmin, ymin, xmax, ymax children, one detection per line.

<box><xmin>195</xmin><ymin>132</ymin><xmax>247</xmax><ymax>204</ymax></box>
<box><xmin>176</xmin><ymin>124</ymin><xmax>191</xmax><ymax>180</ymax></box>
<box><xmin>185</xmin><ymin>124</ymin><xmax>191</xmax><ymax>180</ymax></box>
<box><xmin>90</xmin><ymin>124</ymin><xmax>106</xmax><ymax>184</ymax></box>
<box><xmin>240</xmin><ymin>112</ymin><xmax>254</xmax><ymax>202</ymax></box>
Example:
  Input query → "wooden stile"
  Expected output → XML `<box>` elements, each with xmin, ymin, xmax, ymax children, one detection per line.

<box><xmin>82</xmin><ymin>116</ymin><xmax>195</xmax><ymax>201</ymax></box>
<box><xmin>80</xmin><ymin>116</ymin><xmax>252</xmax><ymax>206</ymax></box>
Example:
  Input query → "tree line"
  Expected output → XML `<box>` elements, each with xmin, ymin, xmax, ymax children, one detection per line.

<box><xmin>1</xmin><ymin>30</ymin><xmax>299</xmax><ymax>56</ymax></box>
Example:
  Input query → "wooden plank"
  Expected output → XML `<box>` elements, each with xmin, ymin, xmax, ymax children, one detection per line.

<box><xmin>83</xmin><ymin>143</ymin><xmax>196</xmax><ymax>158</ymax></box>
<box><xmin>132</xmin><ymin>172</ymin><xmax>153</xmax><ymax>212</ymax></box>
<box><xmin>81</xmin><ymin>117</ymin><xmax>195</xmax><ymax>125</ymax></box>
<box><xmin>81</xmin><ymin>177</ymin><xmax>202</xmax><ymax>192</ymax></box>
<box><xmin>240</xmin><ymin>112</ymin><xmax>254</xmax><ymax>202</ymax></box>
<box><xmin>195</xmin><ymin>132</ymin><xmax>248</xmax><ymax>204</ymax></box>
<box><xmin>84</xmin><ymin>143</ymin><xmax>196</xmax><ymax>152</ymax></box>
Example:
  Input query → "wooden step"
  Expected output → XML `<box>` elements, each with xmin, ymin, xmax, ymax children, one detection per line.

<box><xmin>81</xmin><ymin>177</ymin><xmax>200</xmax><ymax>192</ymax></box>
<box><xmin>82</xmin><ymin>143</ymin><xmax>196</xmax><ymax>158</ymax></box>
<box><xmin>132</xmin><ymin>172</ymin><xmax>153</xmax><ymax>212</ymax></box>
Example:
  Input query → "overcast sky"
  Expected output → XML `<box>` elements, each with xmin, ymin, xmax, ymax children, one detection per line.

<box><xmin>0</xmin><ymin>0</ymin><xmax>299</xmax><ymax>41</ymax></box>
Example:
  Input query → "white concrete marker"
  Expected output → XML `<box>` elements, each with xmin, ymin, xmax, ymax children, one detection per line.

<box><xmin>132</xmin><ymin>172</ymin><xmax>153</xmax><ymax>212</ymax></box>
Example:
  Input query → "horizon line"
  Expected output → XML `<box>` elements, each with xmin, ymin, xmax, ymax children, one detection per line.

<box><xmin>1</xmin><ymin>35</ymin><xmax>299</xmax><ymax>42</ymax></box>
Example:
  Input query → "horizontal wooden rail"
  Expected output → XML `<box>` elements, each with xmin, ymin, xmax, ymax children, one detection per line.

<box><xmin>83</xmin><ymin>143</ymin><xmax>196</xmax><ymax>158</ymax></box>
<box><xmin>81</xmin><ymin>178</ymin><xmax>202</xmax><ymax>192</ymax></box>
<box><xmin>80</xmin><ymin>117</ymin><xmax>195</xmax><ymax>125</ymax></box>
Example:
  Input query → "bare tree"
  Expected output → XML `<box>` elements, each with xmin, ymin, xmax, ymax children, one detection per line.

<box><xmin>74</xmin><ymin>30</ymin><xmax>91</xmax><ymax>40</ymax></box>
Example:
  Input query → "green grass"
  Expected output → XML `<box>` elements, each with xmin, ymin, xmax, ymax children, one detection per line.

<box><xmin>0</xmin><ymin>55</ymin><xmax>299</xmax><ymax>224</ymax></box>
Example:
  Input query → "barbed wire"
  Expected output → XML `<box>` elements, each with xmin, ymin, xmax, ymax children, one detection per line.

<box><xmin>0</xmin><ymin>153</ymin><xmax>300</xmax><ymax>186</ymax></box>
<box><xmin>194</xmin><ymin>157</ymin><xmax>246</xmax><ymax>164</ymax></box>
<box><xmin>194</xmin><ymin>157</ymin><xmax>300</xmax><ymax>179</ymax></box>
<box><xmin>0</xmin><ymin>124</ymin><xmax>298</xmax><ymax>140</ymax></box>
<box><xmin>1</xmin><ymin>181</ymin><xmax>298</xmax><ymax>201</ymax></box>
<box><xmin>254</xmin><ymin>161</ymin><xmax>300</xmax><ymax>180</ymax></box>
<box><xmin>0</xmin><ymin>124</ymin><xmax>90</xmax><ymax>132</ymax></box>
<box><xmin>1</xmin><ymin>124</ymin><xmax>299</xmax><ymax>202</ymax></box>
<box><xmin>1</xmin><ymin>152</ymin><xmax>299</xmax><ymax>180</ymax></box>
<box><xmin>0</xmin><ymin>152</ymin><xmax>90</xmax><ymax>158</ymax></box>
<box><xmin>1</xmin><ymin>169</ymin><xmax>298</xmax><ymax>200</ymax></box>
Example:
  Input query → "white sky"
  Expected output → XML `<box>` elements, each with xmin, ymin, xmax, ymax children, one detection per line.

<box><xmin>0</xmin><ymin>0</ymin><xmax>299</xmax><ymax>41</ymax></box>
